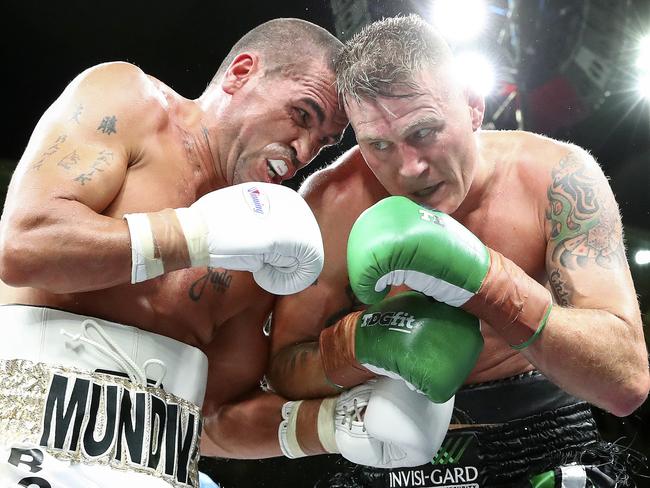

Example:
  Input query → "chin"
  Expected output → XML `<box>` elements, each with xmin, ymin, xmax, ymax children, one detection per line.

<box><xmin>414</xmin><ymin>190</ymin><xmax>447</xmax><ymax>212</ymax></box>
<box><xmin>427</xmin><ymin>195</ymin><xmax>460</xmax><ymax>215</ymax></box>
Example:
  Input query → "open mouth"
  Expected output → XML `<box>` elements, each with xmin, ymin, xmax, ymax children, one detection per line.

<box><xmin>267</xmin><ymin>159</ymin><xmax>289</xmax><ymax>181</ymax></box>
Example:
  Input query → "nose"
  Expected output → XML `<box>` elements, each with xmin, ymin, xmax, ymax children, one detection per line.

<box><xmin>397</xmin><ymin>143</ymin><xmax>428</xmax><ymax>179</ymax></box>
<box><xmin>291</xmin><ymin>131</ymin><xmax>323</xmax><ymax>170</ymax></box>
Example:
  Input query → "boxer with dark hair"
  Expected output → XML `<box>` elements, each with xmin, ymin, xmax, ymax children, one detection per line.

<box><xmin>0</xmin><ymin>17</ymin><xmax>353</xmax><ymax>487</ymax></box>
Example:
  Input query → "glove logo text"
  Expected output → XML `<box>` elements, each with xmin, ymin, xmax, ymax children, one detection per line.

<box><xmin>244</xmin><ymin>186</ymin><xmax>269</xmax><ymax>215</ymax></box>
<box><xmin>418</xmin><ymin>209</ymin><xmax>443</xmax><ymax>226</ymax></box>
<box><xmin>360</xmin><ymin>311</ymin><xmax>417</xmax><ymax>333</ymax></box>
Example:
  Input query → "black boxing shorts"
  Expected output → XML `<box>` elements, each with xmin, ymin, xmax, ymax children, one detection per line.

<box><xmin>313</xmin><ymin>371</ymin><xmax>641</xmax><ymax>488</ymax></box>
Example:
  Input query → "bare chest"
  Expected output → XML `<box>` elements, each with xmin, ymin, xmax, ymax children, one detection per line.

<box><xmin>10</xmin><ymin>130</ymin><xmax>272</xmax><ymax>346</ymax></box>
<box><xmin>459</xmin><ymin>186</ymin><xmax>548</xmax><ymax>283</ymax></box>
<box><xmin>458</xmin><ymin>187</ymin><xmax>549</xmax><ymax>380</ymax></box>
<box><xmin>109</xmin><ymin>133</ymin><xmax>211</xmax><ymax>215</ymax></box>
<box><xmin>31</xmin><ymin>266</ymin><xmax>270</xmax><ymax>347</ymax></box>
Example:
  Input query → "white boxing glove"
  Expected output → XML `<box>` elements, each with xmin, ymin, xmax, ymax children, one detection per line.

<box><xmin>124</xmin><ymin>182</ymin><xmax>324</xmax><ymax>295</ymax></box>
<box><xmin>278</xmin><ymin>378</ymin><xmax>453</xmax><ymax>469</ymax></box>
<box><xmin>363</xmin><ymin>377</ymin><xmax>454</xmax><ymax>467</ymax></box>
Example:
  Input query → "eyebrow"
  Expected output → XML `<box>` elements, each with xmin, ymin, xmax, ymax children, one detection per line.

<box><xmin>300</xmin><ymin>97</ymin><xmax>344</xmax><ymax>145</ymax></box>
<box><xmin>356</xmin><ymin>133</ymin><xmax>381</xmax><ymax>144</ymax></box>
<box><xmin>302</xmin><ymin>98</ymin><xmax>325</xmax><ymax>124</ymax></box>
<box><xmin>355</xmin><ymin>115</ymin><xmax>443</xmax><ymax>145</ymax></box>
<box><xmin>399</xmin><ymin>115</ymin><xmax>443</xmax><ymax>138</ymax></box>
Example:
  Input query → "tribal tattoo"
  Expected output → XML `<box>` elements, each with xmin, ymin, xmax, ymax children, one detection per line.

<box><xmin>545</xmin><ymin>151</ymin><xmax>625</xmax><ymax>270</ymax></box>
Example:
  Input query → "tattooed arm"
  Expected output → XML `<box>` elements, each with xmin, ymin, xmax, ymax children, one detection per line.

<box><xmin>0</xmin><ymin>62</ymin><xmax>162</xmax><ymax>293</ymax></box>
<box><xmin>267</xmin><ymin>280</ymin><xmax>365</xmax><ymax>400</ymax></box>
<box><xmin>521</xmin><ymin>147</ymin><xmax>649</xmax><ymax>416</ymax></box>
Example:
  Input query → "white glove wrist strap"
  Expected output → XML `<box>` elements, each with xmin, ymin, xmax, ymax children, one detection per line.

<box><xmin>317</xmin><ymin>397</ymin><xmax>339</xmax><ymax>454</ymax></box>
<box><xmin>174</xmin><ymin>207</ymin><xmax>209</xmax><ymax>268</ymax></box>
<box><xmin>124</xmin><ymin>213</ymin><xmax>164</xmax><ymax>283</ymax></box>
<box><xmin>278</xmin><ymin>401</ymin><xmax>307</xmax><ymax>459</ymax></box>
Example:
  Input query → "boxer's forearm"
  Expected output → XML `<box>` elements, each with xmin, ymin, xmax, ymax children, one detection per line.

<box><xmin>514</xmin><ymin>306</ymin><xmax>649</xmax><ymax>417</ymax></box>
<box><xmin>200</xmin><ymin>390</ymin><xmax>286</xmax><ymax>459</ymax></box>
<box><xmin>0</xmin><ymin>200</ymin><xmax>132</xmax><ymax>292</ymax></box>
<box><xmin>267</xmin><ymin>342</ymin><xmax>342</xmax><ymax>400</ymax></box>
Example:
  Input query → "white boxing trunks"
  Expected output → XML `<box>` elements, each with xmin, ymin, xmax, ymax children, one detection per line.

<box><xmin>0</xmin><ymin>305</ymin><xmax>208</xmax><ymax>488</ymax></box>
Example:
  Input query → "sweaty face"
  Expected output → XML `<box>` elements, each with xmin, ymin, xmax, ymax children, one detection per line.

<box><xmin>228</xmin><ymin>62</ymin><xmax>348</xmax><ymax>185</ymax></box>
<box><xmin>346</xmin><ymin>69</ymin><xmax>483</xmax><ymax>214</ymax></box>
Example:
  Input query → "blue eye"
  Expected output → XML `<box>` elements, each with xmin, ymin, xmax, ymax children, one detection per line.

<box><xmin>371</xmin><ymin>140</ymin><xmax>390</xmax><ymax>151</ymax></box>
<box><xmin>414</xmin><ymin>128</ymin><xmax>432</xmax><ymax>139</ymax></box>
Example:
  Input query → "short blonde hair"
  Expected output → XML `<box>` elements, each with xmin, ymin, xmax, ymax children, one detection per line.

<box><xmin>335</xmin><ymin>15</ymin><xmax>453</xmax><ymax>106</ymax></box>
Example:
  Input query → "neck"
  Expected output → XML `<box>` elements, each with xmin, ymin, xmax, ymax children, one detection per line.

<box><xmin>452</xmin><ymin>133</ymin><xmax>494</xmax><ymax>221</ymax></box>
<box><xmin>168</xmin><ymin>106</ymin><xmax>224</xmax><ymax>196</ymax></box>
<box><xmin>191</xmin><ymin>88</ymin><xmax>231</xmax><ymax>191</ymax></box>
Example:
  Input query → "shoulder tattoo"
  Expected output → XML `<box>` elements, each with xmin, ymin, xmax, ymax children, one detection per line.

<box><xmin>73</xmin><ymin>150</ymin><xmax>114</xmax><ymax>185</ymax></box>
<box><xmin>545</xmin><ymin>151</ymin><xmax>625</xmax><ymax>270</ymax></box>
<box><xmin>70</xmin><ymin>104</ymin><xmax>83</xmax><ymax>124</ymax></box>
<box><xmin>30</xmin><ymin>134</ymin><xmax>67</xmax><ymax>171</ymax></box>
<box><xmin>97</xmin><ymin>115</ymin><xmax>117</xmax><ymax>135</ymax></box>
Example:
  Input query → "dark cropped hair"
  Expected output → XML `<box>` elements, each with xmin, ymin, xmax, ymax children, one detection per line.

<box><xmin>210</xmin><ymin>18</ymin><xmax>342</xmax><ymax>85</ymax></box>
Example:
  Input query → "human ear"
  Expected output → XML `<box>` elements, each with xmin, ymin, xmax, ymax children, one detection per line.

<box><xmin>222</xmin><ymin>53</ymin><xmax>259</xmax><ymax>94</ymax></box>
<box><xmin>466</xmin><ymin>89</ymin><xmax>485</xmax><ymax>131</ymax></box>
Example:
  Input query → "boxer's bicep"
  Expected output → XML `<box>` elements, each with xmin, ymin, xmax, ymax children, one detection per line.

<box><xmin>267</xmin><ymin>155</ymin><xmax>368</xmax><ymax>396</ymax></box>
<box><xmin>15</xmin><ymin>115</ymin><xmax>128</xmax><ymax>215</ymax></box>
<box><xmin>271</xmin><ymin>172</ymin><xmax>351</xmax><ymax>356</ymax></box>
<box><xmin>0</xmin><ymin>64</ymin><xmax>164</xmax><ymax>290</ymax></box>
<box><xmin>544</xmin><ymin>149</ymin><xmax>640</xmax><ymax>324</ymax></box>
<box><xmin>270</xmin><ymin>287</ymin><xmax>326</xmax><ymax>353</ymax></box>
<box><xmin>11</xmin><ymin>63</ymin><xmax>152</xmax><ymax>214</ymax></box>
<box><xmin>268</xmin><ymin>281</ymin><xmax>334</xmax><ymax>379</ymax></box>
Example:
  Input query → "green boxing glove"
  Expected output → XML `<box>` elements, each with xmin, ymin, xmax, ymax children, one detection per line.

<box><xmin>319</xmin><ymin>291</ymin><xmax>483</xmax><ymax>403</ymax></box>
<box><xmin>347</xmin><ymin>196</ymin><xmax>553</xmax><ymax>349</ymax></box>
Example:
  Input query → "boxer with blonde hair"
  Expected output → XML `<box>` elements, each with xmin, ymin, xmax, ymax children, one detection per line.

<box><xmin>268</xmin><ymin>15</ymin><xmax>649</xmax><ymax>487</ymax></box>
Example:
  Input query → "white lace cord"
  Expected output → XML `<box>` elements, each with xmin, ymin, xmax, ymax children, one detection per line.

<box><xmin>60</xmin><ymin>319</ymin><xmax>167</xmax><ymax>388</ymax></box>
<box><xmin>143</xmin><ymin>359</ymin><xmax>167</xmax><ymax>388</ymax></box>
<box><xmin>342</xmin><ymin>398</ymin><xmax>367</xmax><ymax>431</ymax></box>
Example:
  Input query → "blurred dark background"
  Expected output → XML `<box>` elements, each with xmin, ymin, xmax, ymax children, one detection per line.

<box><xmin>1</xmin><ymin>0</ymin><xmax>649</xmax><ymax>486</ymax></box>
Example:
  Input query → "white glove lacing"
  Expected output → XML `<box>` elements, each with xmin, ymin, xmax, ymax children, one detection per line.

<box><xmin>338</xmin><ymin>397</ymin><xmax>367</xmax><ymax>431</ymax></box>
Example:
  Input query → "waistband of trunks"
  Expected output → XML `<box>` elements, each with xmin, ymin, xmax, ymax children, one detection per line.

<box><xmin>0</xmin><ymin>304</ymin><xmax>208</xmax><ymax>406</ymax></box>
<box><xmin>454</xmin><ymin>370</ymin><xmax>583</xmax><ymax>424</ymax></box>
<box><xmin>0</xmin><ymin>358</ymin><xmax>202</xmax><ymax>488</ymax></box>
<box><xmin>448</xmin><ymin>375</ymin><xmax>638</xmax><ymax>487</ymax></box>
